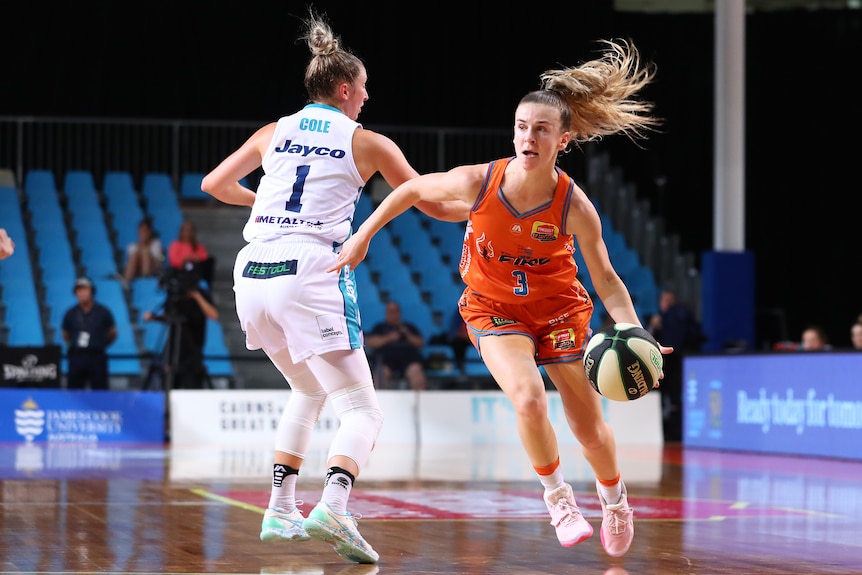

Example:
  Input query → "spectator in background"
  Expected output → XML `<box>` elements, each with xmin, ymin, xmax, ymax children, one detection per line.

<box><xmin>62</xmin><ymin>277</ymin><xmax>117</xmax><ymax>390</ymax></box>
<box><xmin>648</xmin><ymin>289</ymin><xmax>704</xmax><ymax>443</ymax></box>
<box><xmin>168</xmin><ymin>219</ymin><xmax>208</xmax><ymax>270</ymax></box>
<box><xmin>365</xmin><ymin>301</ymin><xmax>427</xmax><ymax>390</ymax></box>
<box><xmin>168</xmin><ymin>219</ymin><xmax>214</xmax><ymax>287</ymax></box>
<box><xmin>851</xmin><ymin>322</ymin><xmax>862</xmax><ymax>350</ymax></box>
<box><xmin>0</xmin><ymin>228</ymin><xmax>14</xmax><ymax>259</ymax></box>
<box><xmin>123</xmin><ymin>218</ymin><xmax>163</xmax><ymax>284</ymax></box>
<box><xmin>800</xmin><ymin>325</ymin><xmax>831</xmax><ymax>351</ymax></box>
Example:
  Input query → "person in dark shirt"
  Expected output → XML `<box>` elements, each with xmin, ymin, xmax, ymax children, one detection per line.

<box><xmin>143</xmin><ymin>268</ymin><xmax>219</xmax><ymax>389</ymax></box>
<box><xmin>365</xmin><ymin>301</ymin><xmax>427</xmax><ymax>390</ymax></box>
<box><xmin>648</xmin><ymin>289</ymin><xmax>704</xmax><ymax>442</ymax></box>
<box><xmin>62</xmin><ymin>277</ymin><xmax>117</xmax><ymax>390</ymax></box>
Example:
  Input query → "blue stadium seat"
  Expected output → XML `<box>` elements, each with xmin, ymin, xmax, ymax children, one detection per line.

<box><xmin>427</xmin><ymin>219</ymin><xmax>465</xmax><ymax>264</ymax></box>
<box><xmin>149</xmin><ymin>208</ymin><xmax>183</xmax><ymax>249</ymax></box>
<box><xmin>360</xmin><ymin>298</ymin><xmax>386</xmax><ymax>333</ymax></box>
<box><xmin>45</xmin><ymin>292</ymin><xmax>78</xmax><ymax>345</ymax></box>
<box><xmin>354</xmin><ymin>194</ymin><xmax>374</xmax><ymax>227</ymax></box>
<box><xmin>180</xmin><ymin>172</ymin><xmax>209</xmax><ymax>201</ymax></box>
<box><xmin>204</xmin><ymin>319</ymin><xmax>233</xmax><ymax>377</ymax></box>
<box><xmin>104</xmin><ymin>171</ymin><xmax>145</xmax><ymax>251</ymax></box>
<box><xmin>0</xmin><ymin>186</ymin><xmax>20</xmax><ymax>217</ymax></box>
<box><xmin>423</xmin><ymin>344</ymin><xmax>459</xmax><ymax>378</ymax></box>
<box><xmin>63</xmin><ymin>170</ymin><xmax>97</xmax><ymax>195</ymax></box>
<box><xmin>462</xmin><ymin>346</ymin><xmax>492</xmax><ymax>378</ymax></box>
<box><xmin>24</xmin><ymin>170</ymin><xmax>57</xmax><ymax>193</ymax></box>
<box><xmin>353</xmin><ymin>263</ymin><xmax>383</xmax><ymax>309</ymax></box>
<box><xmin>141</xmin><ymin>172</ymin><xmax>179</xmax><ymax>211</ymax></box>
<box><xmin>399</xmin><ymin>297</ymin><xmax>437</xmax><ymax>342</ymax></box>
<box><xmin>611</xmin><ymin>247</ymin><xmax>640</xmax><ymax>282</ymax></box>
<box><xmin>590</xmin><ymin>297</ymin><xmax>608</xmax><ymax>332</ymax></box>
<box><xmin>626</xmin><ymin>265</ymin><xmax>659</xmax><ymax>320</ymax></box>
<box><xmin>0</xmin><ymin>187</ymin><xmax>43</xmax><ymax>346</ymax></box>
<box><xmin>365</xmin><ymin>228</ymin><xmax>405</xmax><ymax>280</ymax></box>
<box><xmin>3</xmin><ymin>281</ymin><xmax>44</xmax><ymax>346</ymax></box>
<box><xmin>426</xmin><ymin>278</ymin><xmax>463</xmax><ymax>318</ymax></box>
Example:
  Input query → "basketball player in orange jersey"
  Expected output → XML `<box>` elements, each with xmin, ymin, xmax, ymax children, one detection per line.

<box><xmin>330</xmin><ymin>39</ymin><xmax>673</xmax><ymax>558</ymax></box>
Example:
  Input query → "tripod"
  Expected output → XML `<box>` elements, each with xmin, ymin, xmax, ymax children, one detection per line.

<box><xmin>143</xmin><ymin>312</ymin><xmax>212</xmax><ymax>391</ymax></box>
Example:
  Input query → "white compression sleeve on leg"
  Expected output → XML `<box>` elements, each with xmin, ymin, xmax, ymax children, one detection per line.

<box><xmin>326</xmin><ymin>381</ymin><xmax>384</xmax><ymax>469</ymax></box>
<box><xmin>305</xmin><ymin>350</ymin><xmax>384</xmax><ymax>470</ymax></box>
<box><xmin>269</xmin><ymin>348</ymin><xmax>328</xmax><ymax>458</ymax></box>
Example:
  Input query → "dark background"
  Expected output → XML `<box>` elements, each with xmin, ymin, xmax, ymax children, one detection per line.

<box><xmin>2</xmin><ymin>2</ymin><xmax>860</xmax><ymax>349</ymax></box>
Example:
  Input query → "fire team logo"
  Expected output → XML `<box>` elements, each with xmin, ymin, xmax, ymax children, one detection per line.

<box><xmin>530</xmin><ymin>221</ymin><xmax>559</xmax><ymax>242</ymax></box>
<box><xmin>550</xmin><ymin>328</ymin><xmax>577</xmax><ymax>350</ymax></box>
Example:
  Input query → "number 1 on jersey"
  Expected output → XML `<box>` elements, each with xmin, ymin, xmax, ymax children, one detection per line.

<box><xmin>285</xmin><ymin>165</ymin><xmax>310</xmax><ymax>212</ymax></box>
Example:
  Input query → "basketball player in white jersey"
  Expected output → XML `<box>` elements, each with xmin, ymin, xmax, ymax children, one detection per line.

<box><xmin>200</xmin><ymin>10</ymin><xmax>466</xmax><ymax>565</ymax></box>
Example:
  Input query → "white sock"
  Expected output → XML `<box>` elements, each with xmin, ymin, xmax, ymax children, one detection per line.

<box><xmin>321</xmin><ymin>467</ymin><xmax>354</xmax><ymax>515</ymax></box>
<box><xmin>598</xmin><ymin>479</ymin><xmax>623</xmax><ymax>505</ymax></box>
<box><xmin>538</xmin><ymin>466</ymin><xmax>566</xmax><ymax>493</ymax></box>
<box><xmin>268</xmin><ymin>464</ymin><xmax>298</xmax><ymax>512</ymax></box>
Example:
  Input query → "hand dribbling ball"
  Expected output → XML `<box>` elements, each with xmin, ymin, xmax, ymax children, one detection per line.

<box><xmin>583</xmin><ymin>322</ymin><xmax>662</xmax><ymax>401</ymax></box>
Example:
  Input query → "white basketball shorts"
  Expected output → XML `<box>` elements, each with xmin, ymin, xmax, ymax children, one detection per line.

<box><xmin>233</xmin><ymin>236</ymin><xmax>363</xmax><ymax>362</ymax></box>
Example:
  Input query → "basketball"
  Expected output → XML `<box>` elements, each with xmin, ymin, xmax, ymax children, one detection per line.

<box><xmin>583</xmin><ymin>322</ymin><xmax>663</xmax><ymax>401</ymax></box>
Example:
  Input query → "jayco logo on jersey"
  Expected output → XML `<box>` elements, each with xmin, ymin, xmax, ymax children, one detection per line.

<box><xmin>274</xmin><ymin>139</ymin><xmax>346</xmax><ymax>158</ymax></box>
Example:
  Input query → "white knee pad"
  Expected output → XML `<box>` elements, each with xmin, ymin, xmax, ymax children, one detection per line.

<box><xmin>268</xmin><ymin>349</ymin><xmax>328</xmax><ymax>458</ymax></box>
<box><xmin>326</xmin><ymin>381</ymin><xmax>384</xmax><ymax>469</ymax></box>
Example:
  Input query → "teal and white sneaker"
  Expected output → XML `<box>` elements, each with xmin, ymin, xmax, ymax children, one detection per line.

<box><xmin>260</xmin><ymin>505</ymin><xmax>311</xmax><ymax>542</ymax></box>
<box><xmin>302</xmin><ymin>502</ymin><xmax>379</xmax><ymax>564</ymax></box>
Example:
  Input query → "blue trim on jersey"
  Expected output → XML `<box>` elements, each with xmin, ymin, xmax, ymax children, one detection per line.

<box><xmin>304</xmin><ymin>103</ymin><xmax>345</xmax><ymax>115</ymax></box>
<box><xmin>340</xmin><ymin>265</ymin><xmax>363</xmax><ymax>349</ymax></box>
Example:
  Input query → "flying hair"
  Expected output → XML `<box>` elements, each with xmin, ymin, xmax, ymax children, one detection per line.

<box><xmin>527</xmin><ymin>39</ymin><xmax>661</xmax><ymax>145</ymax></box>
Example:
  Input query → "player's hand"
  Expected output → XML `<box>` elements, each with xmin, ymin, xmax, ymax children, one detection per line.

<box><xmin>327</xmin><ymin>235</ymin><xmax>370</xmax><ymax>273</ymax></box>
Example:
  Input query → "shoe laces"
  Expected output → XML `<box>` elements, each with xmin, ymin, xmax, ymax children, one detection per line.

<box><xmin>550</xmin><ymin>498</ymin><xmax>583</xmax><ymax>526</ymax></box>
<box><xmin>604</xmin><ymin>502</ymin><xmax>632</xmax><ymax>535</ymax></box>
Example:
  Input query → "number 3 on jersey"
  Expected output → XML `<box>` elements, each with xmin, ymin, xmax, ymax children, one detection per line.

<box><xmin>512</xmin><ymin>270</ymin><xmax>529</xmax><ymax>296</ymax></box>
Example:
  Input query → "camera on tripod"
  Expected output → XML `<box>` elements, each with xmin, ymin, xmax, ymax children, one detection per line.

<box><xmin>159</xmin><ymin>263</ymin><xmax>203</xmax><ymax>308</ymax></box>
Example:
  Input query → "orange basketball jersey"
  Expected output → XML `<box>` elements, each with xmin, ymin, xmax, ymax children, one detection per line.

<box><xmin>459</xmin><ymin>157</ymin><xmax>580</xmax><ymax>303</ymax></box>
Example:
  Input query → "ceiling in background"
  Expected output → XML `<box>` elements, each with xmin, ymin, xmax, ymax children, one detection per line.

<box><xmin>614</xmin><ymin>0</ymin><xmax>859</xmax><ymax>12</ymax></box>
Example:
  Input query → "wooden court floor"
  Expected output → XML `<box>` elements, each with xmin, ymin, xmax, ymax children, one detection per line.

<box><xmin>0</xmin><ymin>441</ymin><xmax>860</xmax><ymax>575</ymax></box>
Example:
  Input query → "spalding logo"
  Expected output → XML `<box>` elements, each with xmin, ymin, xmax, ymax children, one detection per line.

<box><xmin>626</xmin><ymin>361</ymin><xmax>650</xmax><ymax>396</ymax></box>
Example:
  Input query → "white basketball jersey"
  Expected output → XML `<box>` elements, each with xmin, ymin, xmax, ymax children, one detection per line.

<box><xmin>243</xmin><ymin>104</ymin><xmax>364</xmax><ymax>245</ymax></box>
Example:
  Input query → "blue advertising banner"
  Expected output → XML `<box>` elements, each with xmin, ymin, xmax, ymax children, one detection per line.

<box><xmin>1</xmin><ymin>389</ymin><xmax>165</xmax><ymax>444</ymax></box>
<box><xmin>683</xmin><ymin>353</ymin><xmax>862</xmax><ymax>460</ymax></box>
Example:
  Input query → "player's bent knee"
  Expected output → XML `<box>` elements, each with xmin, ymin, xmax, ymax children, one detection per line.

<box><xmin>327</xmin><ymin>383</ymin><xmax>384</xmax><ymax>468</ymax></box>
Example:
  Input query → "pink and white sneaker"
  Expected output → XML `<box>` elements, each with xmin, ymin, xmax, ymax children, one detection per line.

<box><xmin>543</xmin><ymin>483</ymin><xmax>594</xmax><ymax>547</ymax></box>
<box><xmin>596</xmin><ymin>479</ymin><xmax>634</xmax><ymax>557</ymax></box>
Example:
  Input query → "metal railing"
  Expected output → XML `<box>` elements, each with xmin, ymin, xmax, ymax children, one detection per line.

<box><xmin>1</xmin><ymin>116</ymin><xmax>564</xmax><ymax>191</ymax></box>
